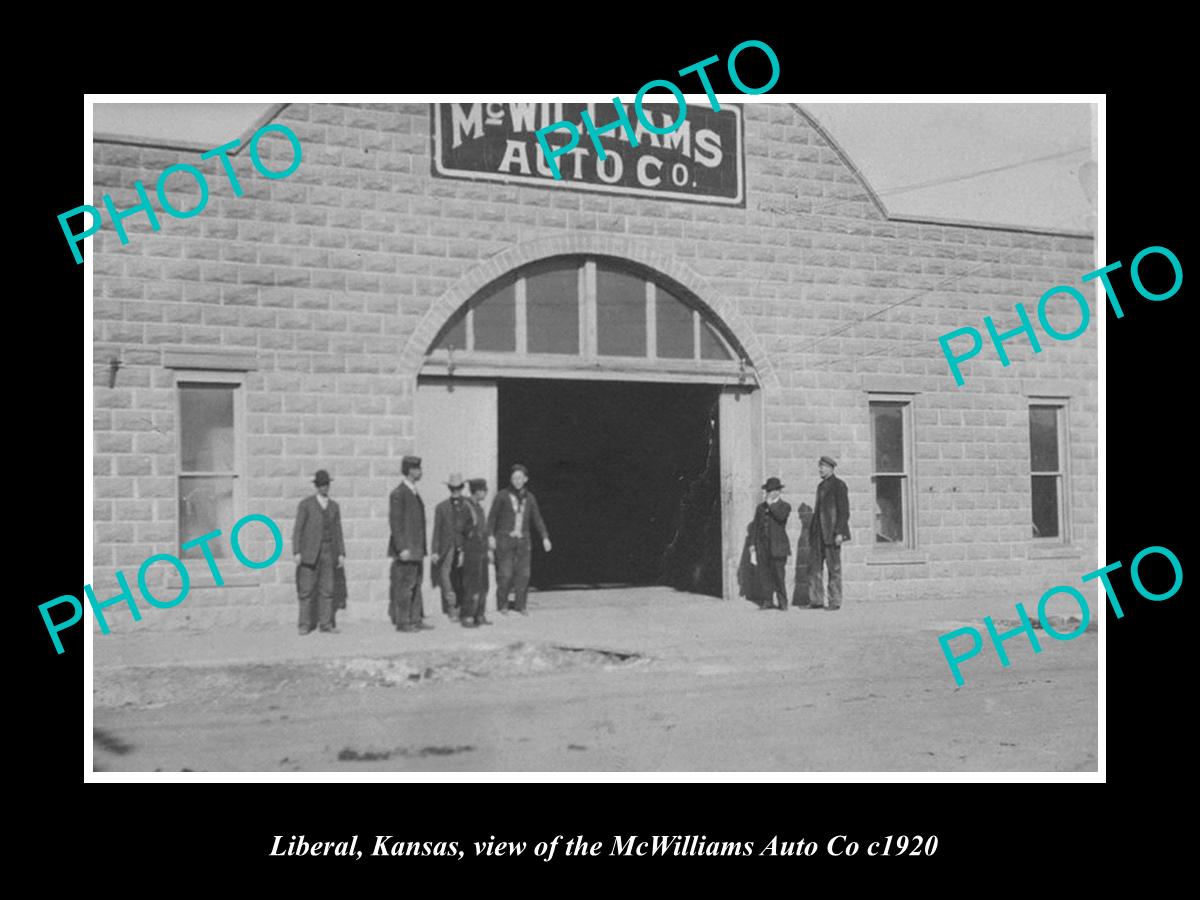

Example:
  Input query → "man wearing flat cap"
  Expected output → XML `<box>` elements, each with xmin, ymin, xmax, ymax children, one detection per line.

<box><xmin>292</xmin><ymin>469</ymin><xmax>346</xmax><ymax>635</ymax></box>
<box><xmin>487</xmin><ymin>463</ymin><xmax>552</xmax><ymax>616</ymax></box>
<box><xmin>807</xmin><ymin>455</ymin><xmax>851</xmax><ymax>610</ymax></box>
<box><xmin>388</xmin><ymin>455</ymin><xmax>429</xmax><ymax>632</ymax></box>
<box><xmin>751</xmin><ymin>476</ymin><xmax>792</xmax><ymax>610</ymax></box>
<box><xmin>432</xmin><ymin>473</ymin><xmax>473</xmax><ymax>620</ymax></box>
<box><xmin>459</xmin><ymin>478</ymin><xmax>493</xmax><ymax>628</ymax></box>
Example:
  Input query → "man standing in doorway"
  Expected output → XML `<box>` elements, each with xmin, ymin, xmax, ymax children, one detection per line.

<box><xmin>431</xmin><ymin>473</ymin><xmax>472</xmax><ymax>620</ymax></box>
<box><xmin>750</xmin><ymin>476</ymin><xmax>791</xmax><ymax>610</ymax></box>
<box><xmin>292</xmin><ymin>469</ymin><xmax>346</xmax><ymax>634</ymax></box>
<box><xmin>460</xmin><ymin>478</ymin><xmax>493</xmax><ymax>628</ymax></box>
<box><xmin>807</xmin><ymin>455</ymin><xmax>851</xmax><ymax>610</ymax></box>
<box><xmin>388</xmin><ymin>455</ymin><xmax>429</xmax><ymax>632</ymax></box>
<box><xmin>488</xmin><ymin>464</ymin><xmax>552</xmax><ymax>616</ymax></box>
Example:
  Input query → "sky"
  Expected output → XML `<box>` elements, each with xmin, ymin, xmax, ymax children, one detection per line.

<box><xmin>93</xmin><ymin>101</ymin><xmax>1097</xmax><ymax>234</ymax></box>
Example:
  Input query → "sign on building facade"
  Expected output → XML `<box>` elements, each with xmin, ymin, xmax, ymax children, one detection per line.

<box><xmin>432</xmin><ymin>102</ymin><xmax>744</xmax><ymax>205</ymax></box>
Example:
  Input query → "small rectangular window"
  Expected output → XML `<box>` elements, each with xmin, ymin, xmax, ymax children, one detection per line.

<box><xmin>473</xmin><ymin>281</ymin><xmax>516</xmax><ymax>352</ymax></box>
<box><xmin>1029</xmin><ymin>402</ymin><xmax>1068</xmax><ymax>540</ymax></box>
<box><xmin>869</xmin><ymin>398</ymin><xmax>914</xmax><ymax>548</ymax></box>
<box><xmin>525</xmin><ymin>263</ymin><xmax>579</xmax><ymax>354</ymax></box>
<box><xmin>178</xmin><ymin>381</ymin><xmax>241</xmax><ymax>559</ymax></box>
<box><xmin>656</xmin><ymin>286</ymin><xmax>694</xmax><ymax>359</ymax></box>
<box><xmin>596</xmin><ymin>267</ymin><xmax>647</xmax><ymax>356</ymax></box>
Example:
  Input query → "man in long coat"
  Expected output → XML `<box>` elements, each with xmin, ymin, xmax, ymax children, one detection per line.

<box><xmin>388</xmin><ymin>455</ymin><xmax>429</xmax><ymax>632</ymax></box>
<box><xmin>807</xmin><ymin>455</ymin><xmax>851</xmax><ymax>610</ymax></box>
<box><xmin>292</xmin><ymin>469</ymin><xmax>346</xmax><ymax>634</ymax></box>
<box><xmin>459</xmin><ymin>478</ymin><xmax>493</xmax><ymax>628</ymax></box>
<box><xmin>431</xmin><ymin>473</ymin><xmax>473</xmax><ymax>619</ymax></box>
<box><xmin>750</xmin><ymin>476</ymin><xmax>791</xmax><ymax>610</ymax></box>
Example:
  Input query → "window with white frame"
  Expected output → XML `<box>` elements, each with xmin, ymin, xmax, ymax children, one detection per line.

<box><xmin>1029</xmin><ymin>401</ymin><xmax>1068</xmax><ymax>540</ymax></box>
<box><xmin>177</xmin><ymin>374</ymin><xmax>244</xmax><ymax>559</ymax></box>
<box><xmin>869</xmin><ymin>397</ymin><xmax>915</xmax><ymax>548</ymax></box>
<box><xmin>430</xmin><ymin>256</ymin><xmax>739</xmax><ymax>363</ymax></box>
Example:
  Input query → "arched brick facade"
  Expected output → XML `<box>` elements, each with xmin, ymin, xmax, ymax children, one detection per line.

<box><xmin>400</xmin><ymin>233</ymin><xmax>783</xmax><ymax>391</ymax></box>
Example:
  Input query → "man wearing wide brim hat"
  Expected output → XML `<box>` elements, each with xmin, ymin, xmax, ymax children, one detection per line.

<box><xmin>807</xmin><ymin>455</ymin><xmax>851</xmax><ymax>610</ymax></box>
<box><xmin>750</xmin><ymin>476</ymin><xmax>792</xmax><ymax>610</ymax></box>
<box><xmin>431</xmin><ymin>472</ymin><xmax>472</xmax><ymax>620</ymax></box>
<box><xmin>292</xmin><ymin>469</ymin><xmax>346</xmax><ymax>635</ymax></box>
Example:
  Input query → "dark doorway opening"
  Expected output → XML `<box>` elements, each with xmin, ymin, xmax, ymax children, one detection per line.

<box><xmin>497</xmin><ymin>379</ymin><xmax>722</xmax><ymax>597</ymax></box>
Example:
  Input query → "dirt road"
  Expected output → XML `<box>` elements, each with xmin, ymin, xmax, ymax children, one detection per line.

<box><xmin>92</xmin><ymin>588</ymin><xmax>1097</xmax><ymax>772</ymax></box>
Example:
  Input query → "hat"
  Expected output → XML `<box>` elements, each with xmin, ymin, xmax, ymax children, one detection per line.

<box><xmin>468</xmin><ymin>478</ymin><xmax>488</xmax><ymax>493</ymax></box>
<box><xmin>819</xmin><ymin>455</ymin><xmax>838</xmax><ymax>468</ymax></box>
<box><xmin>313</xmin><ymin>469</ymin><xmax>332</xmax><ymax>486</ymax></box>
<box><xmin>445</xmin><ymin>472</ymin><xmax>465</xmax><ymax>489</ymax></box>
<box><xmin>510</xmin><ymin>463</ymin><xmax>529</xmax><ymax>476</ymax></box>
<box><xmin>401</xmin><ymin>455</ymin><xmax>422</xmax><ymax>474</ymax></box>
<box><xmin>762</xmin><ymin>476</ymin><xmax>784</xmax><ymax>492</ymax></box>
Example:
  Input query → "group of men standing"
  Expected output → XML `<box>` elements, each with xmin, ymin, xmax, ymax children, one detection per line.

<box><xmin>291</xmin><ymin>452</ymin><xmax>850</xmax><ymax>633</ymax></box>
<box><xmin>291</xmin><ymin>457</ymin><xmax>553</xmax><ymax>634</ymax></box>
<box><xmin>750</xmin><ymin>455</ymin><xmax>851</xmax><ymax>611</ymax></box>
<box><xmin>389</xmin><ymin>457</ymin><xmax>552</xmax><ymax>630</ymax></box>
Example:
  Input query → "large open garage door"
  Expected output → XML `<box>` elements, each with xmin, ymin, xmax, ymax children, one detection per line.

<box><xmin>498</xmin><ymin>378</ymin><xmax>722</xmax><ymax>596</ymax></box>
<box><xmin>418</xmin><ymin>252</ymin><xmax>766</xmax><ymax>602</ymax></box>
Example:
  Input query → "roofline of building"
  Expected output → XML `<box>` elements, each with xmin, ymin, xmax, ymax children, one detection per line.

<box><xmin>790</xmin><ymin>103</ymin><xmax>1094</xmax><ymax>241</ymax></box>
<box><xmin>92</xmin><ymin>102</ymin><xmax>1095</xmax><ymax>240</ymax></box>
<box><xmin>886</xmin><ymin>211</ymin><xmax>1093</xmax><ymax>240</ymax></box>
<box><xmin>788</xmin><ymin>103</ymin><xmax>888</xmax><ymax>218</ymax></box>
<box><xmin>93</xmin><ymin>103</ymin><xmax>290</xmax><ymax>156</ymax></box>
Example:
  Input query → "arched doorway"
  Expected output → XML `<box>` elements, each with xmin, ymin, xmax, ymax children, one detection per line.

<box><xmin>416</xmin><ymin>254</ymin><xmax>763</xmax><ymax>603</ymax></box>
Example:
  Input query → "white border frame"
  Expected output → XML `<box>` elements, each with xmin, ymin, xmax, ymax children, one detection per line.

<box><xmin>82</xmin><ymin>92</ymin><xmax>1105</xmax><ymax>786</ymax></box>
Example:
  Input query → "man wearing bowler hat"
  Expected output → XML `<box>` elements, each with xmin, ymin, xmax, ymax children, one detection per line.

<box><xmin>807</xmin><ymin>455</ymin><xmax>851</xmax><ymax>610</ymax></box>
<box><xmin>750</xmin><ymin>476</ymin><xmax>792</xmax><ymax>610</ymax></box>
<box><xmin>292</xmin><ymin>469</ymin><xmax>346</xmax><ymax>635</ymax></box>
<box><xmin>388</xmin><ymin>455</ymin><xmax>430</xmax><ymax>632</ymax></box>
<box><xmin>488</xmin><ymin>464</ymin><xmax>552</xmax><ymax>616</ymax></box>
<box><xmin>431</xmin><ymin>473</ymin><xmax>473</xmax><ymax>620</ymax></box>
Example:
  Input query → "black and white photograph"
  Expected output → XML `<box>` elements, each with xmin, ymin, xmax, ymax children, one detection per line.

<box><xmin>83</xmin><ymin>95</ymin><xmax>1101</xmax><ymax>775</ymax></box>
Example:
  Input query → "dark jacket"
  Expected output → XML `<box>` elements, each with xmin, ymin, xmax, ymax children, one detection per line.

<box><xmin>432</xmin><ymin>496</ymin><xmax>473</xmax><ymax>559</ymax></box>
<box><xmin>810</xmin><ymin>475</ymin><xmax>851</xmax><ymax>546</ymax></box>
<box><xmin>387</xmin><ymin>481</ymin><xmax>427</xmax><ymax>561</ymax></box>
<box><xmin>753</xmin><ymin>499</ymin><xmax>792</xmax><ymax>558</ymax></box>
<box><xmin>463</xmin><ymin>498</ymin><xmax>489</xmax><ymax>555</ymax></box>
<box><xmin>487</xmin><ymin>488</ymin><xmax>549</xmax><ymax>542</ymax></box>
<box><xmin>292</xmin><ymin>495</ymin><xmax>346</xmax><ymax>566</ymax></box>
<box><xmin>461</xmin><ymin>497</ymin><xmax>490</xmax><ymax>595</ymax></box>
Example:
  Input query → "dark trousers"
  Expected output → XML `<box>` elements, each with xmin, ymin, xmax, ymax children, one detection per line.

<box><xmin>766</xmin><ymin>557</ymin><xmax>788</xmax><ymax>609</ymax></box>
<box><xmin>460</xmin><ymin>547</ymin><xmax>489</xmax><ymax>622</ymax></box>
<box><xmin>808</xmin><ymin>539</ymin><xmax>843</xmax><ymax>608</ymax></box>
<box><xmin>298</xmin><ymin>544</ymin><xmax>335</xmax><ymax>631</ymax></box>
<box><xmin>389</xmin><ymin>560</ymin><xmax>424</xmax><ymax>627</ymax></box>
<box><xmin>495</xmin><ymin>535</ymin><xmax>532</xmax><ymax>611</ymax></box>
<box><xmin>436</xmin><ymin>552</ymin><xmax>464</xmax><ymax>615</ymax></box>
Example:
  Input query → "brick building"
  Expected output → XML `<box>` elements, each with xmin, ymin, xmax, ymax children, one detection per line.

<box><xmin>90</xmin><ymin>102</ymin><xmax>1097</xmax><ymax>627</ymax></box>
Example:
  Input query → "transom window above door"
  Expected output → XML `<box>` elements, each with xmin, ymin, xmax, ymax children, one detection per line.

<box><xmin>427</xmin><ymin>257</ymin><xmax>745</xmax><ymax>380</ymax></box>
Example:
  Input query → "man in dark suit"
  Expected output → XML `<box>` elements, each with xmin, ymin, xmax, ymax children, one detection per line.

<box><xmin>431</xmin><ymin>473</ymin><xmax>472</xmax><ymax>619</ymax></box>
<box><xmin>459</xmin><ymin>478</ymin><xmax>493</xmax><ymax>628</ymax></box>
<box><xmin>750</xmin><ymin>476</ymin><xmax>791</xmax><ymax>610</ymax></box>
<box><xmin>807</xmin><ymin>455</ymin><xmax>851</xmax><ymax>610</ymax></box>
<box><xmin>388</xmin><ymin>455</ymin><xmax>429</xmax><ymax>632</ymax></box>
<box><xmin>292</xmin><ymin>469</ymin><xmax>346</xmax><ymax>635</ymax></box>
<box><xmin>487</xmin><ymin>463</ymin><xmax>551</xmax><ymax>616</ymax></box>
